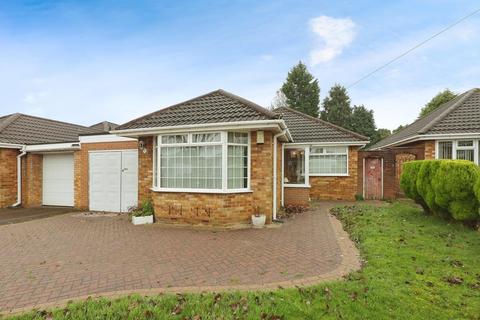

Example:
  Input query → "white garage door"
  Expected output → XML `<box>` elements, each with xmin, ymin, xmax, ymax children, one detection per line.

<box><xmin>89</xmin><ymin>150</ymin><xmax>138</xmax><ymax>212</ymax></box>
<box><xmin>42</xmin><ymin>153</ymin><xmax>74</xmax><ymax>206</ymax></box>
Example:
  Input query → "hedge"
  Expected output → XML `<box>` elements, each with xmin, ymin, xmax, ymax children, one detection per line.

<box><xmin>400</xmin><ymin>160</ymin><xmax>480</xmax><ymax>222</ymax></box>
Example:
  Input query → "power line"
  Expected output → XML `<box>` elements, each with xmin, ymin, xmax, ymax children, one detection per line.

<box><xmin>347</xmin><ymin>7</ymin><xmax>480</xmax><ymax>89</ymax></box>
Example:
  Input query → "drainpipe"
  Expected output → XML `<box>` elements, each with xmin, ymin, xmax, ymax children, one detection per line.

<box><xmin>12</xmin><ymin>147</ymin><xmax>26</xmax><ymax>207</ymax></box>
<box><xmin>273</xmin><ymin>130</ymin><xmax>287</xmax><ymax>221</ymax></box>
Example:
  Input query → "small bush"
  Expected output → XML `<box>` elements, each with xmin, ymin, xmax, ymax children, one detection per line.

<box><xmin>355</xmin><ymin>194</ymin><xmax>364</xmax><ymax>201</ymax></box>
<box><xmin>129</xmin><ymin>199</ymin><xmax>155</xmax><ymax>217</ymax></box>
<box><xmin>401</xmin><ymin>160</ymin><xmax>480</xmax><ymax>222</ymax></box>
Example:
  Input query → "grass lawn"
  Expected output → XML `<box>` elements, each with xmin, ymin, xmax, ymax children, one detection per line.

<box><xmin>8</xmin><ymin>202</ymin><xmax>480</xmax><ymax>320</ymax></box>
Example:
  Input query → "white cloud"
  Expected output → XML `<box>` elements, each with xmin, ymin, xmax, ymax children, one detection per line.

<box><xmin>309</xmin><ymin>15</ymin><xmax>356</xmax><ymax>65</ymax></box>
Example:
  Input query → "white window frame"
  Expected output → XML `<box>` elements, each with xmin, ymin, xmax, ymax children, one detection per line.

<box><xmin>435</xmin><ymin>139</ymin><xmax>479</xmax><ymax>164</ymax></box>
<box><xmin>308</xmin><ymin>145</ymin><xmax>349</xmax><ymax>177</ymax></box>
<box><xmin>283</xmin><ymin>145</ymin><xmax>309</xmax><ymax>188</ymax></box>
<box><xmin>152</xmin><ymin>131</ymin><xmax>251</xmax><ymax>193</ymax></box>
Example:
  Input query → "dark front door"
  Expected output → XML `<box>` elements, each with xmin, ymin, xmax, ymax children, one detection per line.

<box><xmin>365</xmin><ymin>158</ymin><xmax>382</xmax><ymax>200</ymax></box>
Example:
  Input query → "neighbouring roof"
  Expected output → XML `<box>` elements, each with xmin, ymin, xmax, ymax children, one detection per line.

<box><xmin>369</xmin><ymin>88</ymin><xmax>480</xmax><ymax>150</ymax></box>
<box><xmin>115</xmin><ymin>89</ymin><xmax>279</xmax><ymax>130</ymax></box>
<box><xmin>274</xmin><ymin>107</ymin><xmax>368</xmax><ymax>143</ymax></box>
<box><xmin>0</xmin><ymin>113</ymin><xmax>97</xmax><ymax>145</ymax></box>
<box><xmin>90</xmin><ymin>121</ymin><xmax>119</xmax><ymax>132</ymax></box>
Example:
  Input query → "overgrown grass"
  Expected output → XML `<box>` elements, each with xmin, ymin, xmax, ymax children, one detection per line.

<box><xmin>7</xmin><ymin>202</ymin><xmax>480</xmax><ymax>319</ymax></box>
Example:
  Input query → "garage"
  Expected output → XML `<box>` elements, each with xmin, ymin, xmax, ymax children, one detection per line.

<box><xmin>42</xmin><ymin>153</ymin><xmax>74</xmax><ymax>206</ymax></box>
<box><xmin>89</xmin><ymin>150</ymin><xmax>138</xmax><ymax>212</ymax></box>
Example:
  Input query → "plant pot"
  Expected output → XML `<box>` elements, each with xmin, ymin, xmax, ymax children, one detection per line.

<box><xmin>132</xmin><ymin>215</ymin><xmax>154</xmax><ymax>225</ymax></box>
<box><xmin>251</xmin><ymin>214</ymin><xmax>266</xmax><ymax>228</ymax></box>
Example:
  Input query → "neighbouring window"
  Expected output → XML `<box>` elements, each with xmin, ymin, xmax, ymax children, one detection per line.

<box><xmin>438</xmin><ymin>141</ymin><xmax>453</xmax><ymax>159</ymax></box>
<box><xmin>156</xmin><ymin>132</ymin><xmax>250</xmax><ymax>191</ymax></box>
<box><xmin>456</xmin><ymin>140</ymin><xmax>474</xmax><ymax>161</ymax></box>
<box><xmin>284</xmin><ymin>148</ymin><xmax>305</xmax><ymax>184</ymax></box>
<box><xmin>309</xmin><ymin>146</ymin><xmax>348</xmax><ymax>175</ymax></box>
<box><xmin>153</xmin><ymin>137</ymin><xmax>158</xmax><ymax>188</ymax></box>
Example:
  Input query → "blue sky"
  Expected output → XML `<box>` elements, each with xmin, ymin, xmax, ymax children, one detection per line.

<box><xmin>0</xmin><ymin>0</ymin><xmax>479</xmax><ymax>130</ymax></box>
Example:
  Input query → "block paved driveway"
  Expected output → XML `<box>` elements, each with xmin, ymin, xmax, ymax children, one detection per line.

<box><xmin>0</xmin><ymin>203</ymin><xmax>353</xmax><ymax>313</ymax></box>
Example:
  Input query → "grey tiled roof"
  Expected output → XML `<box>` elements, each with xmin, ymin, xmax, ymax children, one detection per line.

<box><xmin>274</xmin><ymin>107</ymin><xmax>368</xmax><ymax>143</ymax></box>
<box><xmin>90</xmin><ymin>121</ymin><xmax>119</xmax><ymax>132</ymax></box>
<box><xmin>0</xmin><ymin>113</ymin><xmax>97</xmax><ymax>145</ymax></box>
<box><xmin>370</xmin><ymin>88</ymin><xmax>480</xmax><ymax>150</ymax></box>
<box><xmin>116</xmin><ymin>89</ymin><xmax>278</xmax><ymax>130</ymax></box>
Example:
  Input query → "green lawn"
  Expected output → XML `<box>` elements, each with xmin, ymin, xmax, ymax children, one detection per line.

<box><xmin>8</xmin><ymin>202</ymin><xmax>480</xmax><ymax>320</ymax></box>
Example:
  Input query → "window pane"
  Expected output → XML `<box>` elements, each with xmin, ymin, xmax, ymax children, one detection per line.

<box><xmin>457</xmin><ymin>149</ymin><xmax>474</xmax><ymax>162</ymax></box>
<box><xmin>284</xmin><ymin>148</ymin><xmax>305</xmax><ymax>184</ymax></box>
<box><xmin>458</xmin><ymin>140</ymin><xmax>473</xmax><ymax>147</ymax></box>
<box><xmin>228</xmin><ymin>132</ymin><xmax>248</xmax><ymax>144</ymax></box>
<box><xmin>310</xmin><ymin>154</ymin><xmax>348</xmax><ymax>175</ymax></box>
<box><xmin>160</xmin><ymin>145</ymin><xmax>222</xmax><ymax>189</ymax></box>
<box><xmin>228</xmin><ymin>145</ymin><xmax>248</xmax><ymax>189</ymax></box>
<box><xmin>153</xmin><ymin>137</ymin><xmax>158</xmax><ymax>187</ymax></box>
<box><xmin>161</xmin><ymin>134</ymin><xmax>187</xmax><ymax>144</ymax></box>
<box><xmin>438</xmin><ymin>141</ymin><xmax>452</xmax><ymax>159</ymax></box>
<box><xmin>192</xmin><ymin>132</ymin><xmax>221</xmax><ymax>143</ymax></box>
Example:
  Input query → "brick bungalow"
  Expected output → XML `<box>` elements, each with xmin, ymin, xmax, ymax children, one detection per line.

<box><xmin>113</xmin><ymin>89</ymin><xmax>368</xmax><ymax>225</ymax></box>
<box><xmin>360</xmin><ymin>88</ymin><xmax>480</xmax><ymax>200</ymax></box>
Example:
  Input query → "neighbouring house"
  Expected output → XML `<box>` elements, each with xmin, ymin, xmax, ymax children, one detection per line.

<box><xmin>359</xmin><ymin>88</ymin><xmax>480</xmax><ymax>200</ymax></box>
<box><xmin>0</xmin><ymin>113</ymin><xmax>138</xmax><ymax>210</ymax></box>
<box><xmin>113</xmin><ymin>89</ymin><xmax>368</xmax><ymax>225</ymax></box>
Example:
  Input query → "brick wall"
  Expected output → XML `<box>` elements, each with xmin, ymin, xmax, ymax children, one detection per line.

<box><xmin>22</xmin><ymin>154</ymin><xmax>43</xmax><ymax>207</ymax></box>
<box><xmin>309</xmin><ymin>146</ymin><xmax>360</xmax><ymax>201</ymax></box>
<box><xmin>74</xmin><ymin>141</ymin><xmax>138</xmax><ymax>209</ymax></box>
<box><xmin>284</xmin><ymin>187</ymin><xmax>310</xmax><ymax>206</ymax></box>
<box><xmin>143</xmin><ymin>131</ymin><xmax>276</xmax><ymax>225</ymax></box>
<box><xmin>424</xmin><ymin>140</ymin><xmax>435</xmax><ymax>159</ymax></box>
<box><xmin>358</xmin><ymin>144</ymin><xmax>425</xmax><ymax>200</ymax></box>
<box><xmin>138</xmin><ymin>136</ymin><xmax>153</xmax><ymax>204</ymax></box>
<box><xmin>0</xmin><ymin>148</ymin><xmax>19</xmax><ymax>208</ymax></box>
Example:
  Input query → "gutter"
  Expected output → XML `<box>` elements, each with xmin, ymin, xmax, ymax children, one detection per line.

<box><xmin>12</xmin><ymin>146</ymin><xmax>26</xmax><ymax>207</ymax></box>
<box><xmin>272</xmin><ymin>129</ymin><xmax>288</xmax><ymax>221</ymax></box>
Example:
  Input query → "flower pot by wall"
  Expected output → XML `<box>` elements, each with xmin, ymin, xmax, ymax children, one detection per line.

<box><xmin>251</xmin><ymin>214</ymin><xmax>266</xmax><ymax>228</ymax></box>
<box><xmin>132</xmin><ymin>215</ymin><xmax>154</xmax><ymax>225</ymax></box>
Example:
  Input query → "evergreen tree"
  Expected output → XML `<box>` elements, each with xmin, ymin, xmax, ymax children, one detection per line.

<box><xmin>419</xmin><ymin>89</ymin><xmax>457</xmax><ymax>117</ymax></box>
<box><xmin>350</xmin><ymin>105</ymin><xmax>376</xmax><ymax>138</ymax></box>
<box><xmin>280</xmin><ymin>62</ymin><xmax>320</xmax><ymax>117</ymax></box>
<box><xmin>320</xmin><ymin>84</ymin><xmax>352</xmax><ymax>129</ymax></box>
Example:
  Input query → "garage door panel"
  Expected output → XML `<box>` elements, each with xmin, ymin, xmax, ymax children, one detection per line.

<box><xmin>43</xmin><ymin>154</ymin><xmax>74</xmax><ymax>206</ymax></box>
<box><xmin>89</xmin><ymin>150</ymin><xmax>138</xmax><ymax>212</ymax></box>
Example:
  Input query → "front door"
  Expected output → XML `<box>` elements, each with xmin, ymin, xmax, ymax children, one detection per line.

<box><xmin>365</xmin><ymin>157</ymin><xmax>382</xmax><ymax>200</ymax></box>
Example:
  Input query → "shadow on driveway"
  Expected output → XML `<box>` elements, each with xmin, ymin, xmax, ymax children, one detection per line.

<box><xmin>0</xmin><ymin>207</ymin><xmax>76</xmax><ymax>225</ymax></box>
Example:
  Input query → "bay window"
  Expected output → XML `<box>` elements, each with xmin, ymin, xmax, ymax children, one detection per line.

<box><xmin>154</xmin><ymin>132</ymin><xmax>250</xmax><ymax>192</ymax></box>
<box><xmin>309</xmin><ymin>146</ymin><xmax>348</xmax><ymax>175</ymax></box>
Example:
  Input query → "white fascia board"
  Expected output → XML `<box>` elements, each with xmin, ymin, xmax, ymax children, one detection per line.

<box><xmin>111</xmin><ymin>120</ymin><xmax>288</xmax><ymax>137</ymax></box>
<box><xmin>284</xmin><ymin>141</ymin><xmax>369</xmax><ymax>147</ymax></box>
<box><xmin>25</xmin><ymin>142</ymin><xmax>81</xmax><ymax>152</ymax></box>
<box><xmin>0</xmin><ymin>142</ymin><xmax>24</xmax><ymax>149</ymax></box>
<box><xmin>79</xmin><ymin>134</ymin><xmax>137</xmax><ymax>143</ymax></box>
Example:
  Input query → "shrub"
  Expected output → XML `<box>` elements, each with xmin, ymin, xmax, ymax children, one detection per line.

<box><xmin>129</xmin><ymin>199</ymin><xmax>154</xmax><ymax>217</ymax></box>
<box><xmin>401</xmin><ymin>160</ymin><xmax>480</xmax><ymax>222</ymax></box>
<box><xmin>355</xmin><ymin>194</ymin><xmax>364</xmax><ymax>201</ymax></box>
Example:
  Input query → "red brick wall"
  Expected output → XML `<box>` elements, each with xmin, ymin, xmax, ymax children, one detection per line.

<box><xmin>0</xmin><ymin>148</ymin><xmax>19</xmax><ymax>208</ymax></box>
<box><xmin>358</xmin><ymin>143</ymin><xmax>426</xmax><ymax>199</ymax></box>
<box><xmin>309</xmin><ymin>147</ymin><xmax>360</xmax><ymax>201</ymax></box>
<box><xmin>284</xmin><ymin>187</ymin><xmax>310</xmax><ymax>206</ymax></box>
<box><xmin>74</xmin><ymin>141</ymin><xmax>138</xmax><ymax>209</ymax></box>
<box><xmin>22</xmin><ymin>154</ymin><xmax>43</xmax><ymax>207</ymax></box>
<box><xmin>143</xmin><ymin>131</ymin><xmax>276</xmax><ymax>225</ymax></box>
<box><xmin>424</xmin><ymin>140</ymin><xmax>435</xmax><ymax>159</ymax></box>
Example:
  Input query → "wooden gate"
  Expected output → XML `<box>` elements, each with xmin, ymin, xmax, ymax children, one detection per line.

<box><xmin>395</xmin><ymin>153</ymin><xmax>417</xmax><ymax>196</ymax></box>
<box><xmin>364</xmin><ymin>157</ymin><xmax>383</xmax><ymax>200</ymax></box>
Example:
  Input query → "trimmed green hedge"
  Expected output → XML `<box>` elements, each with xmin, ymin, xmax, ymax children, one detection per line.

<box><xmin>400</xmin><ymin>160</ymin><xmax>480</xmax><ymax>221</ymax></box>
